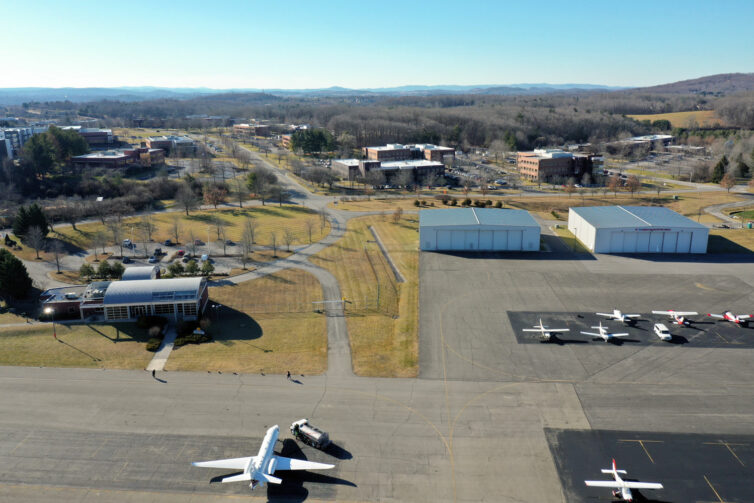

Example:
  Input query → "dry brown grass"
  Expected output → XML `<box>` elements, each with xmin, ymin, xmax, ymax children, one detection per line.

<box><xmin>47</xmin><ymin>271</ymin><xmax>83</xmax><ymax>284</ymax></box>
<box><xmin>310</xmin><ymin>214</ymin><xmax>419</xmax><ymax>377</ymax></box>
<box><xmin>627</xmin><ymin>110</ymin><xmax>724</xmax><ymax>128</ymax></box>
<box><xmin>165</xmin><ymin>268</ymin><xmax>327</xmax><ymax>374</ymax></box>
<box><xmin>0</xmin><ymin>323</ymin><xmax>154</xmax><ymax>369</ymax></box>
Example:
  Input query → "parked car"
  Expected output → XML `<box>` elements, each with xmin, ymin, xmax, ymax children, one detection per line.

<box><xmin>154</xmin><ymin>247</ymin><xmax>162</xmax><ymax>256</ymax></box>
<box><xmin>148</xmin><ymin>256</ymin><xmax>158</xmax><ymax>263</ymax></box>
<box><xmin>163</xmin><ymin>239</ymin><xmax>173</xmax><ymax>246</ymax></box>
<box><xmin>122</xmin><ymin>256</ymin><xmax>131</xmax><ymax>264</ymax></box>
<box><xmin>224</xmin><ymin>239</ymin><xmax>235</xmax><ymax>246</ymax></box>
<box><xmin>122</xmin><ymin>239</ymin><xmax>132</xmax><ymax>248</ymax></box>
<box><xmin>200</xmin><ymin>254</ymin><xmax>210</xmax><ymax>262</ymax></box>
<box><xmin>176</xmin><ymin>250</ymin><xmax>185</xmax><ymax>257</ymax></box>
<box><xmin>194</xmin><ymin>239</ymin><xmax>203</xmax><ymax>245</ymax></box>
<box><xmin>181</xmin><ymin>256</ymin><xmax>190</xmax><ymax>263</ymax></box>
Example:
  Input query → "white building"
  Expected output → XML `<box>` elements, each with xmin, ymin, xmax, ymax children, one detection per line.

<box><xmin>420</xmin><ymin>208</ymin><xmax>540</xmax><ymax>252</ymax></box>
<box><xmin>102</xmin><ymin>277</ymin><xmax>208</xmax><ymax>322</ymax></box>
<box><xmin>568</xmin><ymin>206</ymin><xmax>708</xmax><ymax>254</ymax></box>
<box><xmin>121</xmin><ymin>266</ymin><xmax>160</xmax><ymax>281</ymax></box>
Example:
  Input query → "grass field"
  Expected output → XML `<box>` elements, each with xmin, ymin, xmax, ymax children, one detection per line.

<box><xmin>708</xmin><ymin>229</ymin><xmax>754</xmax><ymax>253</ymax></box>
<box><xmin>552</xmin><ymin>226</ymin><xmax>591</xmax><ymax>253</ymax></box>
<box><xmin>53</xmin><ymin>206</ymin><xmax>329</xmax><ymax>251</ymax></box>
<box><xmin>165</xmin><ymin>268</ymin><xmax>327</xmax><ymax>374</ymax></box>
<box><xmin>0</xmin><ymin>323</ymin><xmax>154</xmax><ymax>369</ymax></box>
<box><xmin>627</xmin><ymin>110</ymin><xmax>724</xmax><ymax>128</ymax></box>
<box><xmin>310</xmin><ymin>214</ymin><xmax>419</xmax><ymax>377</ymax></box>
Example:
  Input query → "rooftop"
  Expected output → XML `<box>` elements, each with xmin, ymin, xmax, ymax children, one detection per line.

<box><xmin>570</xmin><ymin>206</ymin><xmax>708</xmax><ymax>229</ymax></box>
<box><xmin>72</xmin><ymin>150</ymin><xmax>130</xmax><ymax>160</ymax></box>
<box><xmin>380</xmin><ymin>160</ymin><xmax>444</xmax><ymax>170</ymax></box>
<box><xmin>103</xmin><ymin>277</ymin><xmax>206</xmax><ymax>306</ymax></box>
<box><xmin>420</xmin><ymin>208</ymin><xmax>539</xmax><ymax>228</ymax></box>
<box><xmin>121</xmin><ymin>266</ymin><xmax>160</xmax><ymax>281</ymax></box>
<box><xmin>332</xmin><ymin>158</ymin><xmax>360</xmax><ymax>166</ymax></box>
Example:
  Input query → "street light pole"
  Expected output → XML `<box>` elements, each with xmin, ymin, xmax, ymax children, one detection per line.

<box><xmin>44</xmin><ymin>307</ymin><xmax>57</xmax><ymax>340</ymax></box>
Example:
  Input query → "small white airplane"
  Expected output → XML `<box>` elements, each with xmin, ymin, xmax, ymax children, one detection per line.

<box><xmin>585</xmin><ymin>458</ymin><xmax>664</xmax><ymax>501</ymax></box>
<box><xmin>597</xmin><ymin>309</ymin><xmax>640</xmax><ymax>323</ymax></box>
<box><xmin>581</xmin><ymin>321</ymin><xmax>629</xmax><ymax>342</ymax></box>
<box><xmin>652</xmin><ymin>310</ymin><xmax>698</xmax><ymax>326</ymax></box>
<box><xmin>192</xmin><ymin>425</ymin><xmax>334</xmax><ymax>491</ymax></box>
<box><xmin>707</xmin><ymin>311</ymin><xmax>752</xmax><ymax>326</ymax></box>
<box><xmin>522</xmin><ymin>318</ymin><xmax>570</xmax><ymax>341</ymax></box>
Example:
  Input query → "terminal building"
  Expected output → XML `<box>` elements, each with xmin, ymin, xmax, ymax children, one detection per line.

<box><xmin>517</xmin><ymin>149</ymin><xmax>602</xmax><ymax>182</ymax></box>
<box><xmin>568</xmin><ymin>206</ymin><xmax>709</xmax><ymax>254</ymax></box>
<box><xmin>419</xmin><ymin>208</ymin><xmax>540</xmax><ymax>252</ymax></box>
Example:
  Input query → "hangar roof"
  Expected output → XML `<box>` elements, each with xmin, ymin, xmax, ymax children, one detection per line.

<box><xmin>122</xmin><ymin>266</ymin><xmax>159</xmax><ymax>281</ymax></box>
<box><xmin>420</xmin><ymin>208</ymin><xmax>538</xmax><ymax>228</ymax></box>
<box><xmin>570</xmin><ymin>206</ymin><xmax>707</xmax><ymax>230</ymax></box>
<box><xmin>103</xmin><ymin>277</ymin><xmax>206</xmax><ymax>305</ymax></box>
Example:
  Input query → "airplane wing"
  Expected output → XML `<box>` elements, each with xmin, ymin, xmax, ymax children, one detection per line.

<box><xmin>707</xmin><ymin>314</ymin><xmax>724</xmax><ymax>319</ymax></box>
<box><xmin>585</xmin><ymin>480</ymin><xmax>622</xmax><ymax>488</ymax></box>
<box><xmin>258</xmin><ymin>472</ymin><xmax>283</xmax><ymax>484</ymax></box>
<box><xmin>596</xmin><ymin>313</ymin><xmax>613</xmax><ymax>317</ymax></box>
<box><xmin>625</xmin><ymin>314</ymin><xmax>640</xmax><ymax>318</ymax></box>
<box><xmin>273</xmin><ymin>455</ymin><xmax>335</xmax><ymax>472</ymax></box>
<box><xmin>580</xmin><ymin>331</ymin><xmax>601</xmax><ymax>337</ymax></box>
<box><xmin>623</xmin><ymin>481</ymin><xmax>664</xmax><ymax>490</ymax></box>
<box><xmin>739</xmin><ymin>315</ymin><xmax>752</xmax><ymax>320</ymax></box>
<box><xmin>652</xmin><ymin>310</ymin><xmax>673</xmax><ymax>315</ymax></box>
<box><xmin>522</xmin><ymin>329</ymin><xmax>544</xmax><ymax>332</ymax></box>
<box><xmin>653</xmin><ymin>310</ymin><xmax>698</xmax><ymax>316</ymax></box>
<box><xmin>192</xmin><ymin>457</ymin><xmax>254</xmax><ymax>470</ymax></box>
<box><xmin>609</xmin><ymin>333</ymin><xmax>629</xmax><ymax>337</ymax></box>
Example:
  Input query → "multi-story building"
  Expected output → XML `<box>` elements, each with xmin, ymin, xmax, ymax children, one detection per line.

<box><xmin>517</xmin><ymin>149</ymin><xmax>599</xmax><ymax>182</ymax></box>
<box><xmin>146</xmin><ymin>135</ymin><xmax>196</xmax><ymax>156</ymax></box>
<box><xmin>0</xmin><ymin>127</ymin><xmax>33</xmax><ymax>158</ymax></box>
<box><xmin>0</xmin><ymin>131</ymin><xmax>12</xmax><ymax>160</ymax></box>
<box><xmin>362</xmin><ymin>143</ymin><xmax>455</xmax><ymax>163</ymax></box>
<box><xmin>379</xmin><ymin>160</ymin><xmax>445</xmax><ymax>183</ymax></box>
<box><xmin>71</xmin><ymin>148</ymin><xmax>165</xmax><ymax>169</ymax></box>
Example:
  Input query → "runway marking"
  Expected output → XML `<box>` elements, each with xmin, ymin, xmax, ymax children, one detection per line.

<box><xmin>714</xmin><ymin>331</ymin><xmax>730</xmax><ymax>344</ymax></box>
<box><xmin>703</xmin><ymin>474</ymin><xmax>728</xmax><ymax>503</ymax></box>
<box><xmin>617</xmin><ymin>439</ymin><xmax>663</xmax><ymax>464</ymax></box>
<box><xmin>439</xmin><ymin>302</ymin><xmax>458</xmax><ymax>502</ymax></box>
<box><xmin>703</xmin><ymin>440</ymin><xmax>748</xmax><ymax>466</ymax></box>
<box><xmin>695</xmin><ymin>282</ymin><xmax>719</xmax><ymax>292</ymax></box>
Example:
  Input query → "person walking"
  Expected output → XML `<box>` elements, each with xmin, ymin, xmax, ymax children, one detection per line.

<box><xmin>286</xmin><ymin>371</ymin><xmax>291</xmax><ymax>380</ymax></box>
<box><xmin>152</xmin><ymin>369</ymin><xmax>156</xmax><ymax>379</ymax></box>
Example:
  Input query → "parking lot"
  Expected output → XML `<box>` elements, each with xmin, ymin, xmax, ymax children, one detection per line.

<box><xmin>547</xmin><ymin>428</ymin><xmax>754</xmax><ymax>502</ymax></box>
<box><xmin>508</xmin><ymin>311</ymin><xmax>754</xmax><ymax>348</ymax></box>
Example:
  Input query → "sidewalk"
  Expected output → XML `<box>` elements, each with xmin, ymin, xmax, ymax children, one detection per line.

<box><xmin>146</xmin><ymin>326</ymin><xmax>177</xmax><ymax>372</ymax></box>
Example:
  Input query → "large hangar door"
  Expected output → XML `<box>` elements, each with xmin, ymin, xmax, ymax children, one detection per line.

<box><xmin>508</xmin><ymin>230</ymin><xmax>522</xmax><ymax>250</ymax></box>
<box><xmin>649</xmin><ymin>232</ymin><xmax>663</xmax><ymax>252</ymax></box>
<box><xmin>493</xmin><ymin>231</ymin><xmax>508</xmax><ymax>250</ymax></box>
<box><xmin>677</xmin><ymin>231</ymin><xmax>692</xmax><ymax>253</ymax></box>
<box><xmin>623</xmin><ymin>232</ymin><xmax>638</xmax><ymax>253</ymax></box>
<box><xmin>609</xmin><ymin>232</ymin><xmax>623</xmax><ymax>252</ymax></box>
<box><xmin>451</xmin><ymin>231</ymin><xmax>465</xmax><ymax>250</ymax></box>
<box><xmin>636</xmin><ymin>232</ymin><xmax>650</xmax><ymax>252</ymax></box>
<box><xmin>662</xmin><ymin>232</ymin><xmax>678</xmax><ymax>253</ymax></box>
<box><xmin>478</xmin><ymin>231</ymin><xmax>493</xmax><ymax>250</ymax></box>
<box><xmin>437</xmin><ymin>230</ymin><xmax>452</xmax><ymax>250</ymax></box>
<box><xmin>465</xmin><ymin>231</ymin><xmax>479</xmax><ymax>250</ymax></box>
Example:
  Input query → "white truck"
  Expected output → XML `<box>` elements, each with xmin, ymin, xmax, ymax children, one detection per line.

<box><xmin>653</xmin><ymin>323</ymin><xmax>672</xmax><ymax>341</ymax></box>
<box><xmin>290</xmin><ymin>419</ymin><xmax>330</xmax><ymax>449</ymax></box>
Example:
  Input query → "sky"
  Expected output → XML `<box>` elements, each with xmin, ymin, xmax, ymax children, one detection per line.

<box><xmin>2</xmin><ymin>0</ymin><xmax>753</xmax><ymax>89</ymax></box>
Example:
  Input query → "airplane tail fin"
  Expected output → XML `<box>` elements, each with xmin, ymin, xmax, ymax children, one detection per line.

<box><xmin>258</xmin><ymin>472</ymin><xmax>283</xmax><ymax>485</ymax></box>
<box><xmin>221</xmin><ymin>473</ymin><xmax>252</xmax><ymax>483</ymax></box>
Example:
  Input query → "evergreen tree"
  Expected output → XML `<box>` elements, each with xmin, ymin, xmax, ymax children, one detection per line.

<box><xmin>12</xmin><ymin>203</ymin><xmax>49</xmax><ymax>239</ymax></box>
<box><xmin>711</xmin><ymin>155</ymin><xmax>728</xmax><ymax>184</ymax></box>
<box><xmin>0</xmin><ymin>249</ymin><xmax>33</xmax><ymax>299</ymax></box>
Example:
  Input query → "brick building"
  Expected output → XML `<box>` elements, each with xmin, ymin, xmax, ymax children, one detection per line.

<box><xmin>362</xmin><ymin>143</ymin><xmax>455</xmax><ymax>163</ymax></box>
<box><xmin>517</xmin><ymin>149</ymin><xmax>600</xmax><ymax>182</ymax></box>
<box><xmin>71</xmin><ymin>147</ymin><xmax>165</xmax><ymax>169</ymax></box>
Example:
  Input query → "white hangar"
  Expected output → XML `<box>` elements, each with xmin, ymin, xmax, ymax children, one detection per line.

<box><xmin>568</xmin><ymin>205</ymin><xmax>708</xmax><ymax>254</ymax></box>
<box><xmin>419</xmin><ymin>208</ymin><xmax>540</xmax><ymax>252</ymax></box>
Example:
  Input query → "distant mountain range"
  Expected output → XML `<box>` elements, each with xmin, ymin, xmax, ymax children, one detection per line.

<box><xmin>0</xmin><ymin>74</ymin><xmax>752</xmax><ymax>105</ymax></box>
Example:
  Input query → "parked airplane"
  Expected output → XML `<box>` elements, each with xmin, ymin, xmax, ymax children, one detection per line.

<box><xmin>597</xmin><ymin>309</ymin><xmax>640</xmax><ymax>323</ymax></box>
<box><xmin>707</xmin><ymin>311</ymin><xmax>752</xmax><ymax>326</ymax></box>
<box><xmin>522</xmin><ymin>318</ymin><xmax>570</xmax><ymax>341</ymax></box>
<box><xmin>585</xmin><ymin>458</ymin><xmax>664</xmax><ymax>501</ymax></box>
<box><xmin>652</xmin><ymin>310</ymin><xmax>698</xmax><ymax>326</ymax></box>
<box><xmin>581</xmin><ymin>321</ymin><xmax>629</xmax><ymax>342</ymax></box>
<box><xmin>192</xmin><ymin>425</ymin><xmax>334</xmax><ymax>491</ymax></box>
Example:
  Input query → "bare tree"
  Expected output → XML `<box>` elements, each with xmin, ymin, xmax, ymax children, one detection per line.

<box><xmin>27</xmin><ymin>226</ymin><xmax>46</xmax><ymax>260</ymax></box>
<box><xmin>608</xmin><ymin>174</ymin><xmax>621</xmax><ymax>197</ymax></box>
<box><xmin>170</xmin><ymin>214</ymin><xmax>182</xmax><ymax>243</ymax></box>
<box><xmin>318</xmin><ymin>209</ymin><xmax>328</xmax><ymax>232</ymax></box>
<box><xmin>91</xmin><ymin>230</ymin><xmax>107</xmax><ymax>261</ymax></box>
<box><xmin>283</xmin><ymin>228</ymin><xmax>294</xmax><ymax>251</ymax></box>
<box><xmin>51</xmin><ymin>240</ymin><xmax>65</xmax><ymax>273</ymax></box>
<box><xmin>176</xmin><ymin>183</ymin><xmax>199</xmax><ymax>216</ymax></box>
<box><xmin>243</xmin><ymin>217</ymin><xmax>258</xmax><ymax>247</ymax></box>
<box><xmin>234</xmin><ymin>176</ymin><xmax>249</xmax><ymax>208</ymax></box>
<box><xmin>625</xmin><ymin>175</ymin><xmax>641</xmax><ymax>197</ymax></box>
<box><xmin>106</xmin><ymin>218</ymin><xmax>123</xmax><ymax>257</ymax></box>
<box><xmin>187</xmin><ymin>230</ymin><xmax>198</xmax><ymax>257</ymax></box>
<box><xmin>564</xmin><ymin>178</ymin><xmax>576</xmax><ymax>198</ymax></box>
<box><xmin>392</xmin><ymin>207</ymin><xmax>403</xmax><ymax>223</ymax></box>
<box><xmin>305</xmin><ymin>219</ymin><xmax>315</xmax><ymax>244</ymax></box>
<box><xmin>270</xmin><ymin>231</ymin><xmax>278</xmax><ymax>257</ymax></box>
<box><xmin>240</xmin><ymin>225</ymin><xmax>254</xmax><ymax>269</ymax></box>
<box><xmin>140</xmin><ymin>215</ymin><xmax>156</xmax><ymax>242</ymax></box>
<box><xmin>721</xmin><ymin>172</ymin><xmax>736</xmax><ymax>193</ymax></box>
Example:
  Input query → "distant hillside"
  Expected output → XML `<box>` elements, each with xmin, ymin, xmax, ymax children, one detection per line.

<box><xmin>634</xmin><ymin>73</ymin><xmax>754</xmax><ymax>95</ymax></box>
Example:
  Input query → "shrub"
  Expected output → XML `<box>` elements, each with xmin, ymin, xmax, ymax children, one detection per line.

<box><xmin>174</xmin><ymin>330</ymin><xmax>212</xmax><ymax>348</ymax></box>
<box><xmin>148</xmin><ymin>325</ymin><xmax>163</xmax><ymax>338</ymax></box>
<box><xmin>137</xmin><ymin>315</ymin><xmax>168</xmax><ymax>330</ymax></box>
<box><xmin>462</xmin><ymin>198</ymin><xmax>471</xmax><ymax>206</ymax></box>
<box><xmin>146</xmin><ymin>338</ymin><xmax>162</xmax><ymax>352</ymax></box>
<box><xmin>450</xmin><ymin>199</ymin><xmax>458</xmax><ymax>206</ymax></box>
<box><xmin>442</xmin><ymin>199</ymin><xmax>448</xmax><ymax>205</ymax></box>
<box><xmin>413</xmin><ymin>200</ymin><xmax>420</xmax><ymax>207</ymax></box>
<box><xmin>494</xmin><ymin>201</ymin><xmax>503</xmax><ymax>208</ymax></box>
<box><xmin>486</xmin><ymin>200</ymin><xmax>492</xmax><ymax>206</ymax></box>
<box><xmin>176</xmin><ymin>319</ymin><xmax>197</xmax><ymax>337</ymax></box>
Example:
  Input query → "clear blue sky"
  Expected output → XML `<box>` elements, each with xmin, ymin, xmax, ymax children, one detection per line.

<box><xmin>3</xmin><ymin>0</ymin><xmax>753</xmax><ymax>89</ymax></box>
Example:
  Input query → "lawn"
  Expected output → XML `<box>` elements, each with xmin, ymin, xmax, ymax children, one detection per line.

<box><xmin>552</xmin><ymin>226</ymin><xmax>591</xmax><ymax>253</ymax></box>
<box><xmin>165</xmin><ymin>268</ymin><xmax>327</xmax><ymax>374</ymax></box>
<box><xmin>627</xmin><ymin>110</ymin><xmax>724</xmax><ymax>128</ymax></box>
<box><xmin>53</xmin><ymin>205</ymin><xmax>329</xmax><ymax>252</ymax></box>
<box><xmin>310</xmin><ymin>214</ymin><xmax>419</xmax><ymax>377</ymax></box>
<box><xmin>708</xmin><ymin>229</ymin><xmax>754</xmax><ymax>253</ymax></box>
<box><xmin>0</xmin><ymin>323</ymin><xmax>154</xmax><ymax>369</ymax></box>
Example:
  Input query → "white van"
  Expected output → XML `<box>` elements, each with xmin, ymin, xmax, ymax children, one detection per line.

<box><xmin>653</xmin><ymin>323</ymin><xmax>672</xmax><ymax>341</ymax></box>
